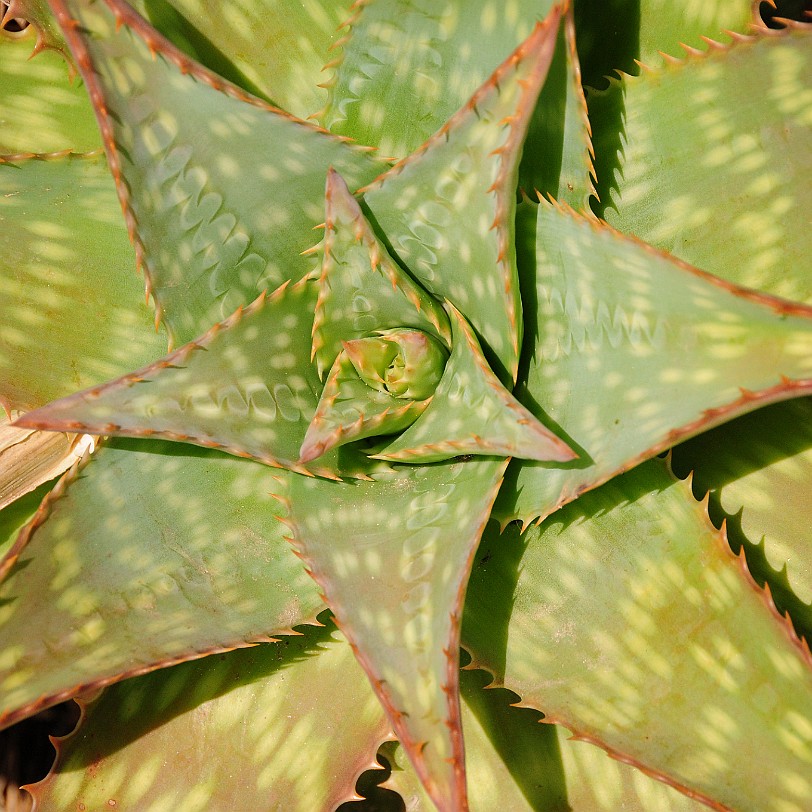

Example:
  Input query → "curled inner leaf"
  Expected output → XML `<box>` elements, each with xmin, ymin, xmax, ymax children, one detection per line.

<box><xmin>344</xmin><ymin>329</ymin><xmax>448</xmax><ymax>401</ymax></box>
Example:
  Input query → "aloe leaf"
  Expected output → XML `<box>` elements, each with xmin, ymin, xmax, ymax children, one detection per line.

<box><xmin>312</xmin><ymin>168</ymin><xmax>450</xmax><ymax>377</ymax></box>
<box><xmin>0</xmin><ymin>438</ymin><xmax>324</xmax><ymax>730</ymax></box>
<box><xmin>300</xmin><ymin>349</ymin><xmax>429</xmax><ymax>463</ymax></box>
<box><xmin>374</xmin><ymin>304</ymin><xmax>575</xmax><ymax>464</ymax></box>
<box><xmin>465</xmin><ymin>458</ymin><xmax>812</xmax><ymax>811</ymax></box>
<box><xmin>131</xmin><ymin>0</ymin><xmax>354</xmax><ymax>118</ymax></box>
<box><xmin>573</xmin><ymin>0</ymin><xmax>755</xmax><ymax>93</ymax></box>
<box><xmin>16</xmin><ymin>279</ymin><xmax>376</xmax><ymax>479</ymax></box>
<box><xmin>28</xmin><ymin>626</ymin><xmax>391</xmax><ymax>812</ymax></box>
<box><xmin>593</xmin><ymin>27</ymin><xmax>812</xmax><ymax>303</ymax></box>
<box><xmin>522</xmin><ymin>6</ymin><xmax>595</xmax><ymax>208</ymax></box>
<box><xmin>319</xmin><ymin>0</ymin><xmax>556</xmax><ymax>158</ymax></box>
<box><xmin>0</xmin><ymin>32</ymin><xmax>98</xmax><ymax>155</ymax></box>
<box><xmin>50</xmin><ymin>0</ymin><xmax>383</xmax><ymax>346</ymax></box>
<box><xmin>363</xmin><ymin>9</ymin><xmax>564</xmax><ymax>384</ymax></box>
<box><xmin>387</xmin><ymin>669</ymin><xmax>708</xmax><ymax>811</ymax></box>
<box><xmin>3</xmin><ymin>0</ymin><xmax>74</xmax><ymax>66</ymax></box>
<box><xmin>498</xmin><ymin>203</ymin><xmax>812</xmax><ymax>526</ymax></box>
<box><xmin>284</xmin><ymin>457</ymin><xmax>507</xmax><ymax>812</ymax></box>
<box><xmin>672</xmin><ymin>396</ymin><xmax>812</xmax><ymax>636</ymax></box>
<box><xmin>0</xmin><ymin>155</ymin><xmax>166</xmax><ymax>412</ymax></box>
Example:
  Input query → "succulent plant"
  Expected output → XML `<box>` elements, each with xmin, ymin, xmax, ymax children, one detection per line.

<box><xmin>1</xmin><ymin>0</ymin><xmax>812</xmax><ymax>810</ymax></box>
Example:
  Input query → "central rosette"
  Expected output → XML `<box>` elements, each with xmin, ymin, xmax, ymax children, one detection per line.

<box><xmin>298</xmin><ymin>169</ymin><xmax>575</xmax><ymax>468</ymax></box>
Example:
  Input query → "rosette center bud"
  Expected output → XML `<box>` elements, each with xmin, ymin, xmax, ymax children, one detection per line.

<box><xmin>342</xmin><ymin>329</ymin><xmax>449</xmax><ymax>401</ymax></box>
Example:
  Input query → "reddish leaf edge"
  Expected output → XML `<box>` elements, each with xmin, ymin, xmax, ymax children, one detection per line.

<box><xmin>0</xmin><ymin>443</ymin><xmax>328</xmax><ymax>733</ymax></box>
<box><xmin>358</xmin><ymin>2</ymin><xmax>569</xmax><ymax>384</ymax></box>
<box><xmin>279</xmin><ymin>460</ymin><xmax>509</xmax><ymax>812</ymax></box>
<box><xmin>45</xmin><ymin>0</ymin><xmax>386</xmax><ymax>345</ymax></box>
<box><xmin>502</xmin><ymin>199</ymin><xmax>812</xmax><ymax>530</ymax></box>
<box><xmin>466</xmin><ymin>457</ymin><xmax>812</xmax><ymax>812</ymax></box>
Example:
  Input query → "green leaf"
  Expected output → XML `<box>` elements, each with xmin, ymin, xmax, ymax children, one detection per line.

<box><xmin>51</xmin><ymin>0</ymin><xmax>383</xmax><ymax>345</ymax></box>
<box><xmin>0</xmin><ymin>438</ymin><xmax>323</xmax><ymax>730</ymax></box>
<box><xmin>0</xmin><ymin>155</ymin><xmax>166</xmax><ymax>412</ymax></box>
<box><xmin>284</xmin><ymin>457</ymin><xmax>507</xmax><ymax>812</ymax></box>
<box><xmin>465</xmin><ymin>459</ymin><xmax>812</xmax><ymax>812</ymax></box>
<box><xmin>672</xmin><ymin>396</ymin><xmax>812</xmax><ymax>636</ymax></box>
<box><xmin>0</xmin><ymin>32</ymin><xmax>99</xmax><ymax>155</ymax></box>
<box><xmin>594</xmin><ymin>27</ymin><xmax>812</xmax><ymax>303</ymax></box>
<box><xmin>312</xmin><ymin>168</ymin><xmax>450</xmax><ymax>378</ymax></box>
<box><xmin>363</xmin><ymin>9</ymin><xmax>565</xmax><ymax>384</ymax></box>
<box><xmin>387</xmin><ymin>669</ymin><xmax>708</xmax><ymax>811</ymax></box>
<box><xmin>29</xmin><ymin>626</ymin><xmax>391</xmax><ymax>812</ymax></box>
<box><xmin>374</xmin><ymin>304</ymin><xmax>575</xmax><ymax>464</ymax></box>
<box><xmin>133</xmin><ymin>0</ymin><xmax>355</xmax><ymax>118</ymax></box>
<box><xmin>299</xmin><ymin>348</ymin><xmax>429</xmax><ymax>463</ymax></box>
<box><xmin>498</xmin><ymin>203</ymin><xmax>812</xmax><ymax>525</ymax></box>
<box><xmin>16</xmin><ymin>279</ymin><xmax>376</xmax><ymax>479</ymax></box>
<box><xmin>319</xmin><ymin>0</ymin><xmax>556</xmax><ymax>158</ymax></box>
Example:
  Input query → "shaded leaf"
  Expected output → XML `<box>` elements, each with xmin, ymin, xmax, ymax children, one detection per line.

<box><xmin>0</xmin><ymin>32</ymin><xmax>98</xmax><ymax>155</ymax></box>
<box><xmin>466</xmin><ymin>459</ymin><xmax>812</xmax><ymax>812</ymax></box>
<box><xmin>29</xmin><ymin>625</ymin><xmax>391</xmax><ymax>812</ymax></box>
<box><xmin>0</xmin><ymin>155</ymin><xmax>166</xmax><ymax>412</ymax></box>
<box><xmin>0</xmin><ymin>438</ymin><xmax>323</xmax><ymax>730</ymax></box>
<box><xmin>672</xmin><ymin>396</ymin><xmax>812</xmax><ymax>636</ymax></box>
<box><xmin>387</xmin><ymin>669</ymin><xmax>707</xmax><ymax>811</ymax></box>
<box><xmin>133</xmin><ymin>0</ymin><xmax>355</xmax><ymax>118</ymax></box>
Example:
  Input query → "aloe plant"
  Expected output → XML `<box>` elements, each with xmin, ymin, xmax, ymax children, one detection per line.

<box><xmin>1</xmin><ymin>0</ymin><xmax>811</xmax><ymax>809</ymax></box>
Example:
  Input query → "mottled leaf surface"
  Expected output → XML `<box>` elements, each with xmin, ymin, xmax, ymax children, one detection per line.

<box><xmin>0</xmin><ymin>438</ymin><xmax>323</xmax><ymax>730</ymax></box>
<box><xmin>131</xmin><ymin>0</ymin><xmax>353</xmax><ymax>118</ymax></box>
<box><xmin>388</xmin><ymin>670</ymin><xmax>707</xmax><ymax>811</ymax></box>
<box><xmin>596</xmin><ymin>28</ymin><xmax>812</xmax><ymax>303</ymax></box>
<box><xmin>363</xmin><ymin>11</ymin><xmax>564</xmax><ymax>383</ymax></box>
<box><xmin>375</xmin><ymin>305</ymin><xmax>575</xmax><ymax>464</ymax></box>
<box><xmin>0</xmin><ymin>155</ymin><xmax>166</xmax><ymax>412</ymax></box>
<box><xmin>51</xmin><ymin>0</ymin><xmax>383</xmax><ymax>345</ymax></box>
<box><xmin>16</xmin><ymin>280</ymin><xmax>375</xmax><ymax>479</ymax></box>
<box><xmin>30</xmin><ymin>626</ymin><xmax>390</xmax><ymax>812</ymax></box>
<box><xmin>300</xmin><ymin>350</ymin><xmax>428</xmax><ymax>463</ymax></box>
<box><xmin>0</xmin><ymin>32</ymin><xmax>98</xmax><ymax>155</ymax></box>
<box><xmin>285</xmin><ymin>457</ymin><xmax>507</xmax><ymax>812</ymax></box>
<box><xmin>312</xmin><ymin>168</ymin><xmax>450</xmax><ymax>377</ymax></box>
<box><xmin>672</xmin><ymin>397</ymin><xmax>812</xmax><ymax>627</ymax></box>
<box><xmin>466</xmin><ymin>460</ymin><xmax>812</xmax><ymax>812</ymax></box>
<box><xmin>498</xmin><ymin>203</ymin><xmax>812</xmax><ymax>525</ymax></box>
<box><xmin>321</xmin><ymin>0</ymin><xmax>555</xmax><ymax>158</ymax></box>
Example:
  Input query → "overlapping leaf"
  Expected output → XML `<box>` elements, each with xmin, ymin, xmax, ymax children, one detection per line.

<box><xmin>363</xmin><ymin>8</ymin><xmax>565</xmax><ymax>383</ymax></box>
<box><xmin>0</xmin><ymin>155</ymin><xmax>166</xmax><ymax>412</ymax></box>
<box><xmin>498</xmin><ymin>203</ymin><xmax>812</xmax><ymax>525</ymax></box>
<box><xmin>50</xmin><ymin>0</ymin><xmax>384</xmax><ymax>345</ymax></box>
<box><xmin>466</xmin><ymin>459</ymin><xmax>812</xmax><ymax>811</ymax></box>
<box><xmin>320</xmin><ymin>0</ymin><xmax>556</xmax><ymax>159</ymax></box>
<box><xmin>284</xmin><ymin>457</ymin><xmax>507</xmax><ymax>812</ymax></box>
<box><xmin>29</xmin><ymin>626</ymin><xmax>390</xmax><ymax>812</ymax></box>
<box><xmin>0</xmin><ymin>438</ymin><xmax>323</xmax><ymax>730</ymax></box>
<box><xmin>15</xmin><ymin>279</ymin><xmax>374</xmax><ymax>479</ymax></box>
<box><xmin>593</xmin><ymin>25</ymin><xmax>812</xmax><ymax>302</ymax></box>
